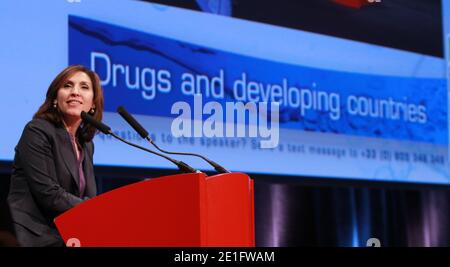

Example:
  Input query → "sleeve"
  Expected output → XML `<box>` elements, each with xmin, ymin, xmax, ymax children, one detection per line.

<box><xmin>16</xmin><ymin>121</ymin><xmax>84</xmax><ymax>217</ymax></box>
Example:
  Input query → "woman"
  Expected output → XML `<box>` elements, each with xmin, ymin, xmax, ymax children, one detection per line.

<box><xmin>7</xmin><ymin>65</ymin><xmax>104</xmax><ymax>247</ymax></box>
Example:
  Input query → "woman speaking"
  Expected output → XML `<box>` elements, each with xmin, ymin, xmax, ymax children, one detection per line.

<box><xmin>7</xmin><ymin>65</ymin><xmax>104</xmax><ymax>246</ymax></box>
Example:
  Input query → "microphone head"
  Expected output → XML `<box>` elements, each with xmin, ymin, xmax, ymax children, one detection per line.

<box><xmin>117</xmin><ymin>106</ymin><xmax>149</xmax><ymax>139</ymax></box>
<box><xmin>81</xmin><ymin>111</ymin><xmax>111</xmax><ymax>134</ymax></box>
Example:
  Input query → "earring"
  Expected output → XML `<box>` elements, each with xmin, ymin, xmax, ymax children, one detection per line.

<box><xmin>53</xmin><ymin>100</ymin><xmax>57</xmax><ymax>109</ymax></box>
<box><xmin>89</xmin><ymin>107</ymin><xmax>95</xmax><ymax>114</ymax></box>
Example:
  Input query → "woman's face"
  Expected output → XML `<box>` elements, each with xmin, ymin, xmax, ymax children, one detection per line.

<box><xmin>56</xmin><ymin>71</ymin><xmax>94</xmax><ymax>124</ymax></box>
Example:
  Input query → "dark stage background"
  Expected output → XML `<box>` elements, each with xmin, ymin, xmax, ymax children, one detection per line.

<box><xmin>1</xmin><ymin>161</ymin><xmax>449</xmax><ymax>247</ymax></box>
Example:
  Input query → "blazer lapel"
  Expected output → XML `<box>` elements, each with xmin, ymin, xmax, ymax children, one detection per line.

<box><xmin>56</xmin><ymin>128</ymin><xmax>80</xmax><ymax>192</ymax></box>
<box><xmin>83</xmin><ymin>143</ymin><xmax>97</xmax><ymax>197</ymax></box>
<box><xmin>82</xmin><ymin>142</ymin><xmax>97</xmax><ymax>198</ymax></box>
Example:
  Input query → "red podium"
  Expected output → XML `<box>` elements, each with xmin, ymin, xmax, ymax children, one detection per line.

<box><xmin>54</xmin><ymin>172</ymin><xmax>255</xmax><ymax>247</ymax></box>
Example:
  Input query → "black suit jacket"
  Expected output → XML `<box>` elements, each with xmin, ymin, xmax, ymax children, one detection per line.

<box><xmin>7</xmin><ymin>118</ymin><xmax>97</xmax><ymax>247</ymax></box>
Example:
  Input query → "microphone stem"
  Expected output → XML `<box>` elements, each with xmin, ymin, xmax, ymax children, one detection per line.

<box><xmin>110</xmin><ymin>132</ymin><xmax>198</xmax><ymax>173</ymax></box>
<box><xmin>145</xmin><ymin>137</ymin><xmax>230</xmax><ymax>173</ymax></box>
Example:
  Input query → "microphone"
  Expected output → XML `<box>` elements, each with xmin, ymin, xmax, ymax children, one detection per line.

<box><xmin>80</xmin><ymin>111</ymin><xmax>198</xmax><ymax>174</ymax></box>
<box><xmin>117</xmin><ymin>106</ymin><xmax>230</xmax><ymax>173</ymax></box>
<box><xmin>80</xmin><ymin>111</ymin><xmax>111</xmax><ymax>134</ymax></box>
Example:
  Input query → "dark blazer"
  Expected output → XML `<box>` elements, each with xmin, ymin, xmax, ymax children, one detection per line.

<box><xmin>7</xmin><ymin>118</ymin><xmax>97</xmax><ymax>247</ymax></box>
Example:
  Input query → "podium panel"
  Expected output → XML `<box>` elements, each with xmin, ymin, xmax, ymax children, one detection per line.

<box><xmin>55</xmin><ymin>172</ymin><xmax>254</xmax><ymax>247</ymax></box>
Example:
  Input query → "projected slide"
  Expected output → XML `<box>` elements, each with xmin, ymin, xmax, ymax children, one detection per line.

<box><xmin>1</xmin><ymin>0</ymin><xmax>450</xmax><ymax>184</ymax></box>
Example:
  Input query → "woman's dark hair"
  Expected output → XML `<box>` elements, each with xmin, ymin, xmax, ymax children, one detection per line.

<box><xmin>34</xmin><ymin>65</ymin><xmax>104</xmax><ymax>142</ymax></box>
